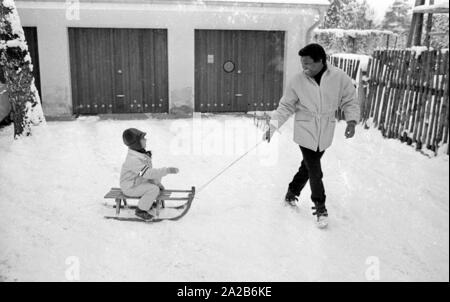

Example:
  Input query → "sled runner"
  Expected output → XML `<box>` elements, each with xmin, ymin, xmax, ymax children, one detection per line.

<box><xmin>103</xmin><ymin>187</ymin><xmax>195</xmax><ymax>222</ymax></box>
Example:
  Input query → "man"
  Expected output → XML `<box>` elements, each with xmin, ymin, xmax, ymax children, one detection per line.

<box><xmin>264</xmin><ymin>43</ymin><xmax>360</xmax><ymax>228</ymax></box>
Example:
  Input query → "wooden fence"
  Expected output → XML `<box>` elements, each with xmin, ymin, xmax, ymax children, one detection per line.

<box><xmin>327</xmin><ymin>55</ymin><xmax>362</xmax><ymax>121</ymax></box>
<box><xmin>363</xmin><ymin>49</ymin><xmax>449</xmax><ymax>155</ymax></box>
<box><xmin>327</xmin><ymin>55</ymin><xmax>361</xmax><ymax>80</ymax></box>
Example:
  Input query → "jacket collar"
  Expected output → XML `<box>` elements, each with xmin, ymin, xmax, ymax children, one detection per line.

<box><xmin>323</xmin><ymin>64</ymin><xmax>338</xmax><ymax>75</ymax></box>
<box><xmin>127</xmin><ymin>149</ymin><xmax>150</xmax><ymax>160</ymax></box>
<box><xmin>302</xmin><ymin>64</ymin><xmax>336</xmax><ymax>82</ymax></box>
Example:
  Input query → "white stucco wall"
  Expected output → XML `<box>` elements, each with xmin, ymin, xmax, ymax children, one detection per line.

<box><xmin>15</xmin><ymin>1</ymin><xmax>327</xmax><ymax>116</ymax></box>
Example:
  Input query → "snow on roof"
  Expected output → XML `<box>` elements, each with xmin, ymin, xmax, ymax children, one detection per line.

<box><xmin>16</xmin><ymin>0</ymin><xmax>330</xmax><ymax>5</ymax></box>
<box><xmin>201</xmin><ymin>0</ymin><xmax>330</xmax><ymax>5</ymax></box>
<box><xmin>412</xmin><ymin>1</ymin><xmax>449</xmax><ymax>14</ymax></box>
<box><xmin>314</xmin><ymin>28</ymin><xmax>395</xmax><ymax>38</ymax></box>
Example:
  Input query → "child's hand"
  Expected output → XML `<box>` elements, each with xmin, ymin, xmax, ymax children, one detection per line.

<box><xmin>167</xmin><ymin>167</ymin><xmax>179</xmax><ymax>174</ymax></box>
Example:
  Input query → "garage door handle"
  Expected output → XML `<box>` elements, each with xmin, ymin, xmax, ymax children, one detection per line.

<box><xmin>235</xmin><ymin>94</ymin><xmax>243</xmax><ymax>97</ymax></box>
<box><xmin>116</xmin><ymin>95</ymin><xmax>125</xmax><ymax>98</ymax></box>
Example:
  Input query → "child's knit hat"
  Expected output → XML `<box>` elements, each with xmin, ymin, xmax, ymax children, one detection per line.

<box><xmin>122</xmin><ymin>128</ymin><xmax>146</xmax><ymax>150</ymax></box>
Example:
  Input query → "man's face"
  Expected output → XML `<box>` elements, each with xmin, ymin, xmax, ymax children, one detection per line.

<box><xmin>301</xmin><ymin>56</ymin><xmax>324</xmax><ymax>78</ymax></box>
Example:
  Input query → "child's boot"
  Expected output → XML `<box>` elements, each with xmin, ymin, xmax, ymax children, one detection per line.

<box><xmin>135</xmin><ymin>208</ymin><xmax>154</xmax><ymax>221</ymax></box>
<box><xmin>148</xmin><ymin>200</ymin><xmax>163</xmax><ymax>217</ymax></box>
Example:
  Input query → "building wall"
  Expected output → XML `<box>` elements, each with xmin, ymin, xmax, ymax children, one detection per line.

<box><xmin>16</xmin><ymin>1</ymin><xmax>327</xmax><ymax>117</ymax></box>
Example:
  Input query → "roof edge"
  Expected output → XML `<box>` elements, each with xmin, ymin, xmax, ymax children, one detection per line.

<box><xmin>16</xmin><ymin>0</ymin><xmax>330</xmax><ymax>8</ymax></box>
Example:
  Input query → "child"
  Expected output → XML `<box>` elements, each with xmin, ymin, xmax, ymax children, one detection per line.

<box><xmin>120</xmin><ymin>128</ymin><xmax>179</xmax><ymax>220</ymax></box>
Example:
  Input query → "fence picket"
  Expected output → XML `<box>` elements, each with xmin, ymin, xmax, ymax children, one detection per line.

<box><xmin>329</xmin><ymin>49</ymin><xmax>448</xmax><ymax>155</ymax></box>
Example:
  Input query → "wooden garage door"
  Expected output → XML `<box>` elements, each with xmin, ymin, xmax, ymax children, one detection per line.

<box><xmin>69</xmin><ymin>28</ymin><xmax>168</xmax><ymax>114</ymax></box>
<box><xmin>23</xmin><ymin>27</ymin><xmax>41</xmax><ymax>100</ymax></box>
<box><xmin>195</xmin><ymin>30</ymin><xmax>285</xmax><ymax>113</ymax></box>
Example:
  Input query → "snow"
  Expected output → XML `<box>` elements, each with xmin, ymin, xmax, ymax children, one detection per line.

<box><xmin>314</xmin><ymin>28</ymin><xmax>394</xmax><ymax>38</ymax></box>
<box><xmin>330</xmin><ymin>53</ymin><xmax>371</xmax><ymax>72</ymax></box>
<box><xmin>0</xmin><ymin>115</ymin><xmax>448</xmax><ymax>281</ymax></box>
<box><xmin>195</xmin><ymin>0</ymin><xmax>330</xmax><ymax>5</ymax></box>
<box><xmin>3</xmin><ymin>2</ymin><xmax>26</xmax><ymax>41</ymax></box>
<box><xmin>5</xmin><ymin>39</ymin><xmax>27</xmax><ymax>51</ymax></box>
<box><xmin>413</xmin><ymin>1</ymin><xmax>449</xmax><ymax>13</ymax></box>
<box><xmin>410</xmin><ymin>46</ymin><xmax>430</xmax><ymax>58</ymax></box>
<box><xmin>1</xmin><ymin>0</ymin><xmax>28</xmax><ymax>52</ymax></box>
<box><xmin>2</xmin><ymin>0</ymin><xmax>15</xmax><ymax>9</ymax></box>
<box><xmin>407</xmin><ymin>46</ymin><xmax>448</xmax><ymax>59</ymax></box>
<box><xmin>438</xmin><ymin>143</ymin><xmax>449</xmax><ymax>157</ymax></box>
<box><xmin>372</xmin><ymin>46</ymin><xmax>447</xmax><ymax>59</ymax></box>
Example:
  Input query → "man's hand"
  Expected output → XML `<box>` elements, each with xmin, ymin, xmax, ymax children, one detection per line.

<box><xmin>345</xmin><ymin>120</ymin><xmax>357</xmax><ymax>138</ymax></box>
<box><xmin>263</xmin><ymin>124</ymin><xmax>277</xmax><ymax>142</ymax></box>
<box><xmin>167</xmin><ymin>167</ymin><xmax>179</xmax><ymax>174</ymax></box>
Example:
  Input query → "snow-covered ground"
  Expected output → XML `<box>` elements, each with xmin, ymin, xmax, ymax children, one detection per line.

<box><xmin>0</xmin><ymin>115</ymin><xmax>448</xmax><ymax>281</ymax></box>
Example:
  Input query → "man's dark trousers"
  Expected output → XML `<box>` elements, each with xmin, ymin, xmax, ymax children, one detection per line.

<box><xmin>288</xmin><ymin>146</ymin><xmax>326</xmax><ymax>205</ymax></box>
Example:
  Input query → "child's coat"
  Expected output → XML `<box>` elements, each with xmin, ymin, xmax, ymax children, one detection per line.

<box><xmin>120</xmin><ymin>149</ymin><xmax>169</xmax><ymax>211</ymax></box>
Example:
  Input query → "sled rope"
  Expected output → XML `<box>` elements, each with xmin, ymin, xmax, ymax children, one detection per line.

<box><xmin>197</xmin><ymin>139</ymin><xmax>265</xmax><ymax>194</ymax></box>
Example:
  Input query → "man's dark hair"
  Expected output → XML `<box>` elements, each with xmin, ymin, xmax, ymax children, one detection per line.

<box><xmin>298</xmin><ymin>43</ymin><xmax>327</xmax><ymax>64</ymax></box>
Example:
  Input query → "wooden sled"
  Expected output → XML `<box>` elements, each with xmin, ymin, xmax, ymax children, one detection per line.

<box><xmin>104</xmin><ymin>187</ymin><xmax>196</xmax><ymax>219</ymax></box>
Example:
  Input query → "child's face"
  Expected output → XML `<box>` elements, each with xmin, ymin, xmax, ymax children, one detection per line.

<box><xmin>140</xmin><ymin>137</ymin><xmax>147</xmax><ymax>149</ymax></box>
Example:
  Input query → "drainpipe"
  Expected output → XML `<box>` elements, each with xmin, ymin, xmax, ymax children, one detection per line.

<box><xmin>305</xmin><ymin>7</ymin><xmax>327</xmax><ymax>44</ymax></box>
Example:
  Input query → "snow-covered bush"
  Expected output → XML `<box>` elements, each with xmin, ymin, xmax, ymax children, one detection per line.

<box><xmin>313</xmin><ymin>29</ymin><xmax>396</xmax><ymax>55</ymax></box>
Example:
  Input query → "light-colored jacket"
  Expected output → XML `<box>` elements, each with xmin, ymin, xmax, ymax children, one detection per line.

<box><xmin>120</xmin><ymin>149</ymin><xmax>169</xmax><ymax>192</ymax></box>
<box><xmin>271</xmin><ymin>65</ymin><xmax>360</xmax><ymax>151</ymax></box>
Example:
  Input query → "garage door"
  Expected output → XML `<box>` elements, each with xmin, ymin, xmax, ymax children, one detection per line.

<box><xmin>68</xmin><ymin>28</ymin><xmax>168</xmax><ymax>114</ymax></box>
<box><xmin>195</xmin><ymin>30</ymin><xmax>285</xmax><ymax>113</ymax></box>
<box><xmin>24</xmin><ymin>27</ymin><xmax>41</xmax><ymax>100</ymax></box>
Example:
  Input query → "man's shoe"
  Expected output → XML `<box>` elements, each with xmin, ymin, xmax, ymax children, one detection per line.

<box><xmin>285</xmin><ymin>189</ymin><xmax>299</xmax><ymax>206</ymax></box>
<box><xmin>312</xmin><ymin>202</ymin><xmax>328</xmax><ymax>229</ymax></box>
